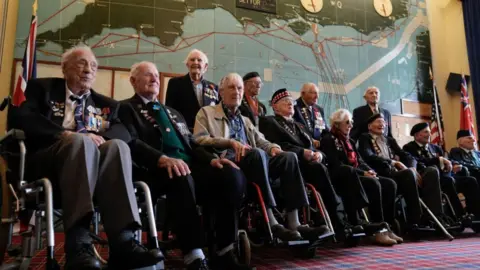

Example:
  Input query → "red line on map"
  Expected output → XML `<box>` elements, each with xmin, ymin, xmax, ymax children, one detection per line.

<box><xmin>36</xmin><ymin>0</ymin><xmax>418</xmax><ymax>86</ymax></box>
<box><xmin>38</xmin><ymin>0</ymin><xmax>77</xmax><ymax>27</ymax></box>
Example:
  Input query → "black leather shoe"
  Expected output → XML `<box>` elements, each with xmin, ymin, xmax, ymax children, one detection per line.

<box><xmin>271</xmin><ymin>224</ymin><xmax>302</xmax><ymax>241</ymax></box>
<box><xmin>211</xmin><ymin>250</ymin><xmax>251</xmax><ymax>270</ymax></box>
<box><xmin>186</xmin><ymin>258</ymin><xmax>210</xmax><ymax>270</ymax></box>
<box><xmin>64</xmin><ymin>244</ymin><xmax>102</xmax><ymax>270</ymax></box>
<box><xmin>108</xmin><ymin>238</ymin><xmax>164</xmax><ymax>269</ymax></box>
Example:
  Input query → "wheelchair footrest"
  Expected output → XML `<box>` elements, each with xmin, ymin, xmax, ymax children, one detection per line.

<box><xmin>283</xmin><ymin>239</ymin><xmax>310</xmax><ymax>246</ymax></box>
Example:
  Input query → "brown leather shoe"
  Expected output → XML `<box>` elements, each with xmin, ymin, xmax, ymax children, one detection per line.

<box><xmin>387</xmin><ymin>231</ymin><xmax>403</xmax><ymax>244</ymax></box>
<box><xmin>296</xmin><ymin>225</ymin><xmax>330</xmax><ymax>240</ymax></box>
<box><xmin>271</xmin><ymin>224</ymin><xmax>302</xmax><ymax>241</ymax></box>
<box><xmin>373</xmin><ymin>232</ymin><xmax>397</xmax><ymax>246</ymax></box>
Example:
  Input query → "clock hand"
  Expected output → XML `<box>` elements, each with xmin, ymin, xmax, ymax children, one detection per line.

<box><xmin>310</xmin><ymin>0</ymin><xmax>316</xmax><ymax>11</ymax></box>
<box><xmin>382</xmin><ymin>4</ymin><xmax>387</xmax><ymax>16</ymax></box>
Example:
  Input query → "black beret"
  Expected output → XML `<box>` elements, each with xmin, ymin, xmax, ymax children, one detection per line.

<box><xmin>410</xmin><ymin>122</ymin><xmax>429</xmax><ymax>136</ymax></box>
<box><xmin>271</xmin><ymin>88</ymin><xmax>291</xmax><ymax>104</ymax></box>
<box><xmin>243</xmin><ymin>72</ymin><xmax>260</xmax><ymax>81</ymax></box>
<box><xmin>367</xmin><ymin>113</ymin><xmax>384</xmax><ymax>125</ymax></box>
<box><xmin>457</xmin><ymin>129</ymin><xmax>473</xmax><ymax>139</ymax></box>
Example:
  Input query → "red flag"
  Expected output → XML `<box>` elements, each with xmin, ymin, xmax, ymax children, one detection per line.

<box><xmin>12</xmin><ymin>0</ymin><xmax>37</xmax><ymax>106</ymax></box>
<box><xmin>460</xmin><ymin>75</ymin><xmax>476</xmax><ymax>139</ymax></box>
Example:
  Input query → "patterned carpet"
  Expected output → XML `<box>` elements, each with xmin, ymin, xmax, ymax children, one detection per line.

<box><xmin>3</xmin><ymin>232</ymin><xmax>480</xmax><ymax>269</ymax></box>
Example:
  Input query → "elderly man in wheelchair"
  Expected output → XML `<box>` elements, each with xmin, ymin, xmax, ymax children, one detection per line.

<box><xmin>7</xmin><ymin>45</ymin><xmax>163</xmax><ymax>270</ymax></box>
<box><xmin>193</xmin><ymin>73</ymin><xmax>330</xmax><ymax>243</ymax></box>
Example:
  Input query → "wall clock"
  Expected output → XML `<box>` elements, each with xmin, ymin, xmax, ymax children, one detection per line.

<box><xmin>301</xmin><ymin>0</ymin><xmax>323</xmax><ymax>13</ymax></box>
<box><xmin>373</xmin><ymin>0</ymin><xmax>393</xmax><ymax>17</ymax></box>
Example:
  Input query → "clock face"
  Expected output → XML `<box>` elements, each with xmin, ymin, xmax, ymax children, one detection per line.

<box><xmin>301</xmin><ymin>0</ymin><xmax>323</xmax><ymax>14</ymax></box>
<box><xmin>373</xmin><ymin>0</ymin><xmax>393</xmax><ymax>17</ymax></box>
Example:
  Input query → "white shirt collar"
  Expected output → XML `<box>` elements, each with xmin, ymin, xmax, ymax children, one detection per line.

<box><xmin>415</xmin><ymin>140</ymin><xmax>427</xmax><ymax>148</ymax></box>
<box><xmin>65</xmin><ymin>83</ymin><xmax>90</xmax><ymax>101</ymax></box>
<box><xmin>138</xmin><ymin>94</ymin><xmax>158</xmax><ymax>105</ymax></box>
<box><xmin>461</xmin><ymin>147</ymin><xmax>474</xmax><ymax>153</ymax></box>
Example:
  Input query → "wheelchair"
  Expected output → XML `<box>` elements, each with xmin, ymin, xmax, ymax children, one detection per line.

<box><xmin>0</xmin><ymin>98</ymin><xmax>163</xmax><ymax>270</ymax></box>
<box><xmin>237</xmin><ymin>181</ymin><xmax>336</xmax><ymax>260</ymax></box>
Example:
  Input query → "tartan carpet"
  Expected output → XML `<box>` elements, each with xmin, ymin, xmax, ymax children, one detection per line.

<box><xmin>4</xmin><ymin>233</ymin><xmax>480</xmax><ymax>269</ymax></box>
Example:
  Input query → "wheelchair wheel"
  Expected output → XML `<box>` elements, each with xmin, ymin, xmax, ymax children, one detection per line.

<box><xmin>93</xmin><ymin>244</ymin><xmax>108</xmax><ymax>265</ymax></box>
<box><xmin>236</xmin><ymin>231</ymin><xmax>251</xmax><ymax>266</ymax></box>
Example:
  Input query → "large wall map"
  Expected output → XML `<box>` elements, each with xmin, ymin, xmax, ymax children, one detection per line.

<box><xmin>14</xmin><ymin>0</ymin><xmax>433</xmax><ymax>117</ymax></box>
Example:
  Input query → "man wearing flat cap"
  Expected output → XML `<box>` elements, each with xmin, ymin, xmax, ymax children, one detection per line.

<box><xmin>403</xmin><ymin>123</ymin><xmax>476</xmax><ymax>223</ymax></box>
<box><xmin>293</xmin><ymin>83</ymin><xmax>328</xmax><ymax>148</ymax></box>
<box><xmin>239</xmin><ymin>72</ymin><xmax>267</xmax><ymax>126</ymax></box>
<box><xmin>449</xmin><ymin>130</ymin><xmax>480</xmax><ymax>220</ymax></box>
<box><xmin>259</xmin><ymin>88</ymin><xmax>349</xmax><ymax>235</ymax></box>
<box><xmin>357</xmin><ymin>114</ymin><xmax>431</xmax><ymax>229</ymax></box>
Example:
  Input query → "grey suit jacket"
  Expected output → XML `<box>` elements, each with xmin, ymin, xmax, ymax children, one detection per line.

<box><xmin>193</xmin><ymin>103</ymin><xmax>280</xmax><ymax>155</ymax></box>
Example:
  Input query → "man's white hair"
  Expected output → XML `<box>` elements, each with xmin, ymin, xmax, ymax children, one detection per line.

<box><xmin>363</xmin><ymin>86</ymin><xmax>380</xmax><ymax>97</ymax></box>
<box><xmin>130</xmin><ymin>61</ymin><xmax>158</xmax><ymax>78</ymax></box>
<box><xmin>330</xmin><ymin>108</ymin><xmax>352</xmax><ymax>125</ymax></box>
<box><xmin>300</xmin><ymin>82</ymin><xmax>319</xmax><ymax>94</ymax></box>
<box><xmin>183</xmin><ymin>49</ymin><xmax>209</xmax><ymax>65</ymax></box>
<box><xmin>219</xmin><ymin>73</ymin><xmax>243</xmax><ymax>91</ymax></box>
<box><xmin>61</xmin><ymin>45</ymin><xmax>96</xmax><ymax>68</ymax></box>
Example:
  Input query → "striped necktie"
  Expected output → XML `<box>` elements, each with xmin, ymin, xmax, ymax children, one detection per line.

<box><xmin>69</xmin><ymin>95</ymin><xmax>87</xmax><ymax>133</ymax></box>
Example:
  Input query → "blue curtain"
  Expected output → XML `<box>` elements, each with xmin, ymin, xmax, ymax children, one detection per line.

<box><xmin>463</xmin><ymin>0</ymin><xmax>480</xmax><ymax>136</ymax></box>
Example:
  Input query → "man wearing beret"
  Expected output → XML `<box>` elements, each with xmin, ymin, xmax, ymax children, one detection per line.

<box><xmin>239</xmin><ymin>72</ymin><xmax>267</xmax><ymax>126</ymax></box>
<box><xmin>259</xmin><ymin>88</ymin><xmax>349</xmax><ymax>235</ymax></box>
<box><xmin>351</xmin><ymin>86</ymin><xmax>392</xmax><ymax>142</ymax></box>
<box><xmin>357</xmin><ymin>114</ymin><xmax>428</xmax><ymax>230</ymax></box>
<box><xmin>293</xmin><ymin>83</ymin><xmax>328</xmax><ymax>148</ymax></box>
<box><xmin>449</xmin><ymin>130</ymin><xmax>480</xmax><ymax>220</ymax></box>
<box><xmin>403</xmin><ymin>123</ymin><xmax>477</xmax><ymax>223</ymax></box>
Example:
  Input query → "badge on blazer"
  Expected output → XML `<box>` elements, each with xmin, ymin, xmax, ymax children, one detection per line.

<box><xmin>87</xmin><ymin>105</ymin><xmax>96</xmax><ymax>113</ymax></box>
<box><xmin>176</xmin><ymin>122</ymin><xmax>190</xmax><ymax>136</ymax></box>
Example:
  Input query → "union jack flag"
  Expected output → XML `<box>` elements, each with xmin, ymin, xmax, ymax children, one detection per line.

<box><xmin>460</xmin><ymin>74</ymin><xmax>476</xmax><ymax>139</ymax></box>
<box><xmin>12</xmin><ymin>0</ymin><xmax>37</xmax><ymax>106</ymax></box>
<box><xmin>430</xmin><ymin>68</ymin><xmax>445</xmax><ymax>150</ymax></box>
<box><xmin>430</xmin><ymin>75</ymin><xmax>445</xmax><ymax>149</ymax></box>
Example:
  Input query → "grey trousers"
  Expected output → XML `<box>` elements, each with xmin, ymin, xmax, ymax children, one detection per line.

<box><xmin>30</xmin><ymin>133</ymin><xmax>141</xmax><ymax>238</ymax></box>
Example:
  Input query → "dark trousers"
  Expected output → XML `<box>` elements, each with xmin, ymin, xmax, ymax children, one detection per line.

<box><xmin>194</xmin><ymin>164</ymin><xmax>247</xmax><ymax>250</ymax></box>
<box><xmin>441</xmin><ymin>173</ymin><xmax>480</xmax><ymax>218</ymax></box>
<box><xmin>461</xmin><ymin>170</ymin><xmax>480</xmax><ymax>217</ymax></box>
<box><xmin>359</xmin><ymin>176</ymin><xmax>397</xmax><ymax>224</ymax></box>
<box><xmin>144</xmin><ymin>167</ymin><xmax>201</xmax><ymax>254</ymax></box>
<box><xmin>332</xmin><ymin>165</ymin><xmax>369</xmax><ymax>225</ymax></box>
<box><xmin>300</xmin><ymin>161</ymin><xmax>345</xmax><ymax>229</ymax></box>
<box><xmin>419</xmin><ymin>166</ymin><xmax>443</xmax><ymax>215</ymax></box>
<box><xmin>237</xmin><ymin>149</ymin><xmax>309</xmax><ymax>211</ymax></box>
<box><xmin>29</xmin><ymin>134</ymin><xmax>140</xmax><ymax>248</ymax></box>
<box><xmin>387</xmin><ymin>169</ymin><xmax>422</xmax><ymax>225</ymax></box>
<box><xmin>440</xmin><ymin>174</ymin><xmax>464</xmax><ymax>217</ymax></box>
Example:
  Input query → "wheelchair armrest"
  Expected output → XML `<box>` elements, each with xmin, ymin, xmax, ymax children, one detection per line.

<box><xmin>0</xmin><ymin>129</ymin><xmax>26</xmax><ymax>143</ymax></box>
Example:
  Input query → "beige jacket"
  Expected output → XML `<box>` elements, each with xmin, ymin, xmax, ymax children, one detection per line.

<box><xmin>193</xmin><ymin>103</ymin><xmax>280</xmax><ymax>154</ymax></box>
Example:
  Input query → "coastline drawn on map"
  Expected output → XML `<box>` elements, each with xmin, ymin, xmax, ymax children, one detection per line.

<box><xmin>15</xmin><ymin>0</ymin><xmax>433</xmax><ymax>116</ymax></box>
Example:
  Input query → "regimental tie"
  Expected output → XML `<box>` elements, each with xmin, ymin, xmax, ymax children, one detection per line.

<box><xmin>469</xmin><ymin>151</ymin><xmax>480</xmax><ymax>167</ymax></box>
<box><xmin>69</xmin><ymin>95</ymin><xmax>87</xmax><ymax>133</ymax></box>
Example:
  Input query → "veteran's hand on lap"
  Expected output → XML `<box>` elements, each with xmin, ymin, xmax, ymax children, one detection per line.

<box><xmin>158</xmin><ymin>156</ymin><xmax>191</xmax><ymax>179</ymax></box>
<box><xmin>86</xmin><ymin>133</ymin><xmax>105</xmax><ymax>146</ymax></box>
<box><xmin>210</xmin><ymin>158</ymin><xmax>240</xmax><ymax>170</ymax></box>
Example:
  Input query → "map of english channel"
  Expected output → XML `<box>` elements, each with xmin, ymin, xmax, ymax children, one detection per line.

<box><xmin>15</xmin><ymin>0</ymin><xmax>432</xmax><ymax>116</ymax></box>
